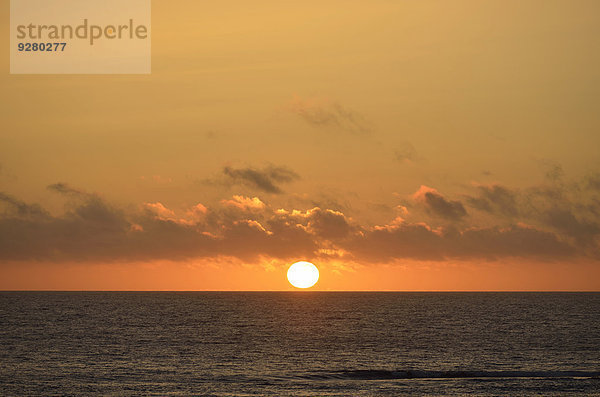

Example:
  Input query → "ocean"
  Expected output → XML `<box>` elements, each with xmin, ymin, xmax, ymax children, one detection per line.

<box><xmin>1</xmin><ymin>292</ymin><xmax>599</xmax><ymax>396</ymax></box>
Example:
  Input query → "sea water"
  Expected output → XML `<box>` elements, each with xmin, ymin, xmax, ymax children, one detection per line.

<box><xmin>1</xmin><ymin>292</ymin><xmax>599</xmax><ymax>396</ymax></box>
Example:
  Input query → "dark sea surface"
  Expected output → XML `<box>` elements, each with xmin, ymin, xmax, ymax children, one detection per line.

<box><xmin>0</xmin><ymin>292</ymin><xmax>599</xmax><ymax>396</ymax></box>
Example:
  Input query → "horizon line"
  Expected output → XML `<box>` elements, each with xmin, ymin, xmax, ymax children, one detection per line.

<box><xmin>1</xmin><ymin>290</ymin><xmax>599</xmax><ymax>293</ymax></box>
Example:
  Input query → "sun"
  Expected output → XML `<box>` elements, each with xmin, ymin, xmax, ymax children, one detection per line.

<box><xmin>287</xmin><ymin>261</ymin><xmax>319</xmax><ymax>289</ymax></box>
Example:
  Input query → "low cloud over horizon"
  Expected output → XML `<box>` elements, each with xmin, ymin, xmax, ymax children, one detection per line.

<box><xmin>2</xmin><ymin>171</ymin><xmax>599</xmax><ymax>265</ymax></box>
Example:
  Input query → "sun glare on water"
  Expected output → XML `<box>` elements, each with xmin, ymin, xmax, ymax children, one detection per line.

<box><xmin>287</xmin><ymin>261</ymin><xmax>319</xmax><ymax>289</ymax></box>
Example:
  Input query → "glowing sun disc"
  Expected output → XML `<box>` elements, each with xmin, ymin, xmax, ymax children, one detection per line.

<box><xmin>287</xmin><ymin>261</ymin><xmax>319</xmax><ymax>289</ymax></box>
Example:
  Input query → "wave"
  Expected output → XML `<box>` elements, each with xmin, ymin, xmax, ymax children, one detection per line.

<box><xmin>291</xmin><ymin>369</ymin><xmax>600</xmax><ymax>381</ymax></box>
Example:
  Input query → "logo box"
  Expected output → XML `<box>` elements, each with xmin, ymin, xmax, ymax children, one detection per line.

<box><xmin>10</xmin><ymin>0</ymin><xmax>151</xmax><ymax>74</ymax></box>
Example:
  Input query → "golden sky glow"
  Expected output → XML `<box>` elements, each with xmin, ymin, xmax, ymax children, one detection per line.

<box><xmin>1</xmin><ymin>1</ymin><xmax>600</xmax><ymax>290</ymax></box>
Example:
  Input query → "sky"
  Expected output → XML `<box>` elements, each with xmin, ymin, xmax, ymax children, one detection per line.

<box><xmin>1</xmin><ymin>0</ymin><xmax>600</xmax><ymax>290</ymax></box>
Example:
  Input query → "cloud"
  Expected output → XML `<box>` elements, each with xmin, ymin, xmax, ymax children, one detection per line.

<box><xmin>0</xmin><ymin>187</ymin><xmax>326</xmax><ymax>263</ymax></box>
<box><xmin>293</xmin><ymin>207</ymin><xmax>354</xmax><ymax>240</ymax></box>
<box><xmin>541</xmin><ymin>207</ymin><xmax>600</xmax><ymax>246</ymax></box>
<box><xmin>585</xmin><ymin>172</ymin><xmax>600</xmax><ymax>191</ymax></box>
<box><xmin>209</xmin><ymin>164</ymin><xmax>300</xmax><ymax>194</ymax></box>
<box><xmin>47</xmin><ymin>182</ymin><xmax>85</xmax><ymax>196</ymax></box>
<box><xmin>466</xmin><ymin>184</ymin><xmax>519</xmax><ymax>217</ymax></box>
<box><xmin>221</xmin><ymin>195</ymin><xmax>266</xmax><ymax>211</ymax></box>
<box><xmin>538</xmin><ymin>159</ymin><xmax>564</xmax><ymax>182</ymax></box>
<box><xmin>464</xmin><ymin>172</ymin><xmax>600</xmax><ymax>249</ymax></box>
<box><xmin>413</xmin><ymin>186</ymin><xmax>467</xmax><ymax>221</ymax></box>
<box><xmin>290</xmin><ymin>96</ymin><xmax>371</xmax><ymax>134</ymax></box>
<box><xmin>347</xmin><ymin>222</ymin><xmax>574</xmax><ymax>262</ymax></box>
<box><xmin>0</xmin><ymin>192</ymin><xmax>47</xmax><ymax>218</ymax></box>
<box><xmin>287</xmin><ymin>191</ymin><xmax>353</xmax><ymax>214</ymax></box>
<box><xmin>394</xmin><ymin>141</ymin><xmax>419</xmax><ymax>164</ymax></box>
<box><xmin>0</xmin><ymin>184</ymin><xmax>592</xmax><ymax>264</ymax></box>
<box><xmin>0</xmin><ymin>190</ymin><xmax>132</xmax><ymax>262</ymax></box>
<box><xmin>143</xmin><ymin>202</ymin><xmax>177</xmax><ymax>220</ymax></box>
<box><xmin>3</xmin><ymin>172</ymin><xmax>600</xmax><ymax>264</ymax></box>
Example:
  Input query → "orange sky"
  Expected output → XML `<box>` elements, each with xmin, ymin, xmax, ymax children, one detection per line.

<box><xmin>2</xmin><ymin>259</ymin><xmax>600</xmax><ymax>291</ymax></box>
<box><xmin>1</xmin><ymin>1</ymin><xmax>600</xmax><ymax>290</ymax></box>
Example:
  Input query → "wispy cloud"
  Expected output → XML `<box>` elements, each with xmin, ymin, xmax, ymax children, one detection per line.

<box><xmin>289</xmin><ymin>96</ymin><xmax>371</xmax><ymax>134</ymax></box>
<box><xmin>466</xmin><ymin>184</ymin><xmax>519</xmax><ymax>217</ymax></box>
<box><xmin>205</xmin><ymin>164</ymin><xmax>300</xmax><ymax>194</ymax></box>
<box><xmin>394</xmin><ymin>141</ymin><xmax>420</xmax><ymax>165</ymax></box>
<box><xmin>413</xmin><ymin>186</ymin><xmax>468</xmax><ymax>221</ymax></box>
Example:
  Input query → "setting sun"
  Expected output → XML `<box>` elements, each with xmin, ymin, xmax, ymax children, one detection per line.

<box><xmin>287</xmin><ymin>261</ymin><xmax>319</xmax><ymax>289</ymax></box>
